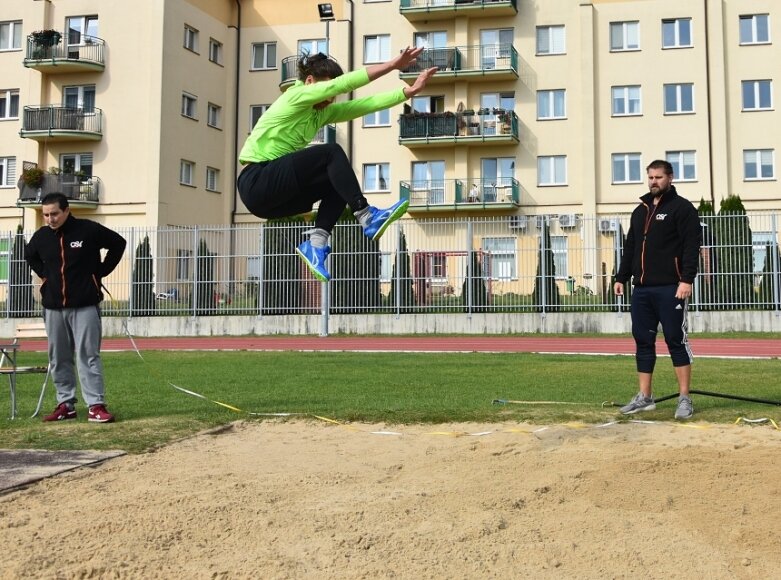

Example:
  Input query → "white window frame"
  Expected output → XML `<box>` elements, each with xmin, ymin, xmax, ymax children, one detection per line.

<box><xmin>612</xmin><ymin>153</ymin><xmax>643</xmax><ymax>184</ymax></box>
<box><xmin>209</xmin><ymin>38</ymin><xmax>223</xmax><ymax>64</ymax></box>
<box><xmin>362</xmin><ymin>163</ymin><xmax>390</xmax><ymax>192</ymax></box>
<box><xmin>298</xmin><ymin>38</ymin><xmax>328</xmax><ymax>57</ymax></box>
<box><xmin>611</xmin><ymin>85</ymin><xmax>642</xmax><ymax>116</ymax></box>
<box><xmin>537</xmin><ymin>156</ymin><xmax>567</xmax><ymax>186</ymax></box>
<box><xmin>537</xmin><ymin>89</ymin><xmax>566</xmax><ymax>120</ymax></box>
<box><xmin>364</xmin><ymin>34</ymin><xmax>390</xmax><ymax>64</ymax></box>
<box><xmin>176</xmin><ymin>250</ymin><xmax>192</xmax><ymax>281</ymax></box>
<box><xmin>207</xmin><ymin>103</ymin><xmax>221</xmax><ymax>128</ymax></box>
<box><xmin>743</xmin><ymin>149</ymin><xmax>775</xmax><ymax>181</ymax></box>
<box><xmin>742</xmin><ymin>80</ymin><xmax>773</xmax><ymax>111</ymax></box>
<box><xmin>739</xmin><ymin>14</ymin><xmax>771</xmax><ymax>45</ymax></box>
<box><xmin>363</xmin><ymin>109</ymin><xmax>391</xmax><ymax>127</ymax></box>
<box><xmin>0</xmin><ymin>157</ymin><xmax>16</xmax><ymax>188</ymax></box>
<box><xmin>482</xmin><ymin>237</ymin><xmax>517</xmax><ymax>281</ymax></box>
<box><xmin>251</xmin><ymin>42</ymin><xmax>277</xmax><ymax>70</ymax></box>
<box><xmin>551</xmin><ymin>236</ymin><xmax>569</xmax><ymax>280</ymax></box>
<box><xmin>0</xmin><ymin>21</ymin><xmax>23</xmax><ymax>51</ymax></box>
<box><xmin>610</xmin><ymin>21</ymin><xmax>640</xmax><ymax>51</ymax></box>
<box><xmin>752</xmin><ymin>232</ymin><xmax>777</xmax><ymax>273</ymax></box>
<box><xmin>664</xmin><ymin>83</ymin><xmax>695</xmax><ymax>114</ymax></box>
<box><xmin>666</xmin><ymin>151</ymin><xmax>697</xmax><ymax>182</ymax></box>
<box><xmin>0</xmin><ymin>89</ymin><xmax>19</xmax><ymax>119</ymax></box>
<box><xmin>184</xmin><ymin>25</ymin><xmax>199</xmax><ymax>52</ymax></box>
<box><xmin>181</xmin><ymin>93</ymin><xmax>197</xmax><ymax>119</ymax></box>
<box><xmin>59</xmin><ymin>153</ymin><xmax>93</xmax><ymax>178</ymax></box>
<box><xmin>536</xmin><ymin>25</ymin><xmax>565</xmax><ymax>55</ymax></box>
<box><xmin>250</xmin><ymin>104</ymin><xmax>269</xmax><ymax>131</ymax></box>
<box><xmin>206</xmin><ymin>167</ymin><xmax>220</xmax><ymax>192</ymax></box>
<box><xmin>662</xmin><ymin>18</ymin><xmax>692</xmax><ymax>49</ymax></box>
<box><xmin>180</xmin><ymin>160</ymin><xmax>195</xmax><ymax>186</ymax></box>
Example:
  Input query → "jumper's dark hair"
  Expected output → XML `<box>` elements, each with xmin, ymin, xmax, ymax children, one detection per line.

<box><xmin>646</xmin><ymin>159</ymin><xmax>674</xmax><ymax>175</ymax></box>
<box><xmin>41</xmin><ymin>192</ymin><xmax>69</xmax><ymax>210</ymax></box>
<box><xmin>297</xmin><ymin>52</ymin><xmax>343</xmax><ymax>81</ymax></box>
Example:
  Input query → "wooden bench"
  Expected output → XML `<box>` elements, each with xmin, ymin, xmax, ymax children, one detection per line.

<box><xmin>0</xmin><ymin>322</ymin><xmax>51</xmax><ymax>419</ymax></box>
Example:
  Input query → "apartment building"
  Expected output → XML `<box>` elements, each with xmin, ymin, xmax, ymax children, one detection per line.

<box><xmin>0</xmin><ymin>0</ymin><xmax>779</xmax><ymax>238</ymax></box>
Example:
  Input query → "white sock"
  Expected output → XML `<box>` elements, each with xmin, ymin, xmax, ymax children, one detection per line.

<box><xmin>307</xmin><ymin>228</ymin><xmax>330</xmax><ymax>248</ymax></box>
<box><xmin>354</xmin><ymin>206</ymin><xmax>373</xmax><ymax>228</ymax></box>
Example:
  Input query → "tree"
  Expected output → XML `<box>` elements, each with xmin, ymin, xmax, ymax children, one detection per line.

<box><xmin>131</xmin><ymin>235</ymin><xmax>156</xmax><ymax>316</ymax></box>
<box><xmin>714</xmin><ymin>195</ymin><xmax>755</xmax><ymax>309</ymax></box>
<box><xmin>261</xmin><ymin>217</ymin><xmax>306</xmax><ymax>315</ymax></box>
<box><xmin>194</xmin><ymin>238</ymin><xmax>216</xmax><ymax>315</ymax></box>
<box><xmin>533</xmin><ymin>216</ymin><xmax>560</xmax><ymax>311</ymax></box>
<box><xmin>696</xmin><ymin>198</ymin><xmax>717</xmax><ymax>309</ymax></box>
<box><xmin>331</xmin><ymin>210</ymin><xmax>382</xmax><ymax>313</ymax></box>
<box><xmin>758</xmin><ymin>241</ymin><xmax>781</xmax><ymax>308</ymax></box>
<box><xmin>461</xmin><ymin>249</ymin><xmax>489</xmax><ymax>312</ymax></box>
<box><xmin>9</xmin><ymin>226</ymin><xmax>35</xmax><ymax>317</ymax></box>
<box><xmin>388</xmin><ymin>228</ymin><xmax>415</xmax><ymax>313</ymax></box>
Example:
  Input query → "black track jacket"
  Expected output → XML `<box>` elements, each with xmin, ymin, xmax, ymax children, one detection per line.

<box><xmin>24</xmin><ymin>214</ymin><xmax>126</xmax><ymax>309</ymax></box>
<box><xmin>616</xmin><ymin>185</ymin><xmax>701</xmax><ymax>287</ymax></box>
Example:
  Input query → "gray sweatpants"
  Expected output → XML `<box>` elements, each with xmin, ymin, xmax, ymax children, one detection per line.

<box><xmin>44</xmin><ymin>305</ymin><xmax>106</xmax><ymax>407</ymax></box>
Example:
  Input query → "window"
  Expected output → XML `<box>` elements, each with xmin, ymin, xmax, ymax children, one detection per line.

<box><xmin>0</xmin><ymin>89</ymin><xmax>19</xmax><ymax>119</ymax></box>
<box><xmin>752</xmin><ymin>232</ymin><xmax>777</xmax><ymax>272</ymax></box>
<box><xmin>364</xmin><ymin>35</ymin><xmax>390</xmax><ymax>63</ymax></box>
<box><xmin>180</xmin><ymin>160</ymin><xmax>195</xmax><ymax>186</ymax></box>
<box><xmin>742</xmin><ymin>80</ymin><xmax>772</xmax><ymax>111</ymax></box>
<box><xmin>63</xmin><ymin>85</ymin><xmax>96</xmax><ymax>112</ymax></box>
<box><xmin>411</xmin><ymin>161</ymin><xmax>445</xmax><ymax>204</ymax></box>
<box><xmin>209</xmin><ymin>39</ymin><xmax>223</xmax><ymax>64</ymax></box>
<box><xmin>298</xmin><ymin>38</ymin><xmax>328</xmax><ymax>57</ymax></box>
<box><xmin>538</xmin><ymin>156</ymin><xmax>567</xmax><ymax>186</ymax></box>
<box><xmin>482</xmin><ymin>237</ymin><xmax>517</xmax><ymax>281</ymax></box>
<box><xmin>612</xmin><ymin>86</ymin><xmax>642</xmax><ymax>116</ymax></box>
<box><xmin>363</xmin><ymin>163</ymin><xmax>390</xmax><ymax>192</ymax></box>
<box><xmin>184</xmin><ymin>25</ymin><xmax>199</xmax><ymax>52</ymax></box>
<box><xmin>662</xmin><ymin>18</ymin><xmax>692</xmax><ymax>48</ymax></box>
<box><xmin>612</xmin><ymin>153</ymin><xmax>642</xmax><ymax>183</ymax></box>
<box><xmin>482</xmin><ymin>157</ymin><xmax>515</xmax><ymax>200</ymax></box>
<box><xmin>480</xmin><ymin>28</ymin><xmax>513</xmax><ymax>69</ymax></box>
<box><xmin>739</xmin><ymin>14</ymin><xmax>770</xmax><ymax>45</ymax></box>
<box><xmin>743</xmin><ymin>149</ymin><xmax>775</xmax><ymax>180</ymax></box>
<box><xmin>0</xmin><ymin>21</ymin><xmax>22</xmax><ymax>50</ymax></box>
<box><xmin>250</xmin><ymin>104</ymin><xmax>269</xmax><ymax>130</ymax></box>
<box><xmin>252</xmin><ymin>42</ymin><xmax>277</xmax><ymax>70</ymax></box>
<box><xmin>60</xmin><ymin>153</ymin><xmax>93</xmax><ymax>178</ymax></box>
<box><xmin>207</xmin><ymin>103</ymin><xmax>221</xmax><ymax>128</ymax></box>
<box><xmin>664</xmin><ymin>83</ymin><xmax>694</xmax><ymax>114</ymax></box>
<box><xmin>363</xmin><ymin>109</ymin><xmax>391</xmax><ymax>127</ymax></box>
<box><xmin>413</xmin><ymin>31</ymin><xmax>446</xmax><ymax>49</ymax></box>
<box><xmin>176</xmin><ymin>250</ymin><xmax>192</xmax><ymax>281</ymax></box>
<box><xmin>181</xmin><ymin>93</ymin><xmax>197</xmax><ymax>119</ymax></box>
<box><xmin>610</xmin><ymin>21</ymin><xmax>640</xmax><ymax>51</ymax></box>
<box><xmin>537</xmin><ymin>89</ymin><xmax>566</xmax><ymax>120</ymax></box>
<box><xmin>536</xmin><ymin>25</ymin><xmax>565</xmax><ymax>55</ymax></box>
<box><xmin>551</xmin><ymin>236</ymin><xmax>569</xmax><ymax>279</ymax></box>
<box><xmin>0</xmin><ymin>157</ymin><xmax>16</xmax><ymax>187</ymax></box>
<box><xmin>411</xmin><ymin>95</ymin><xmax>445</xmax><ymax>113</ymax></box>
<box><xmin>206</xmin><ymin>167</ymin><xmax>220</xmax><ymax>192</ymax></box>
<box><xmin>666</xmin><ymin>151</ymin><xmax>696</xmax><ymax>181</ymax></box>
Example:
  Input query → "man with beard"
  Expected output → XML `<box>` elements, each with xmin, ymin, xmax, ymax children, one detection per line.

<box><xmin>614</xmin><ymin>159</ymin><xmax>702</xmax><ymax>419</ymax></box>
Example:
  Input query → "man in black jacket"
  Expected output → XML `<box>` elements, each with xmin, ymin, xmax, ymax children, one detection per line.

<box><xmin>25</xmin><ymin>193</ymin><xmax>127</xmax><ymax>423</ymax></box>
<box><xmin>614</xmin><ymin>160</ymin><xmax>702</xmax><ymax>419</ymax></box>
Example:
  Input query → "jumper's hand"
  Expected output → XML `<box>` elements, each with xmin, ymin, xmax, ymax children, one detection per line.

<box><xmin>404</xmin><ymin>67</ymin><xmax>437</xmax><ymax>98</ymax></box>
<box><xmin>392</xmin><ymin>46</ymin><xmax>425</xmax><ymax>70</ymax></box>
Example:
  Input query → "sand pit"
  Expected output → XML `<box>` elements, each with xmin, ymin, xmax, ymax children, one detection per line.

<box><xmin>1</xmin><ymin>419</ymin><xmax>780</xmax><ymax>578</ymax></box>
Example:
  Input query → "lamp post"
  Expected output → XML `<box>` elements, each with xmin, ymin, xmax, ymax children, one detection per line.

<box><xmin>317</xmin><ymin>3</ymin><xmax>335</xmax><ymax>55</ymax></box>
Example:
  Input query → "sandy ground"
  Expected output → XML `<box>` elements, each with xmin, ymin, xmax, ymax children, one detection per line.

<box><xmin>1</xmin><ymin>419</ymin><xmax>780</xmax><ymax>579</ymax></box>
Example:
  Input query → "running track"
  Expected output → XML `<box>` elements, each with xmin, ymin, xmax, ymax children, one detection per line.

<box><xmin>15</xmin><ymin>336</ymin><xmax>781</xmax><ymax>358</ymax></box>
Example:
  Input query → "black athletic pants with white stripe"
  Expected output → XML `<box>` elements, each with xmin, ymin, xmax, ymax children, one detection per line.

<box><xmin>630</xmin><ymin>284</ymin><xmax>693</xmax><ymax>373</ymax></box>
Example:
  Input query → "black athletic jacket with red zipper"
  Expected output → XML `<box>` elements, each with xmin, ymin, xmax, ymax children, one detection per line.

<box><xmin>616</xmin><ymin>185</ymin><xmax>701</xmax><ymax>287</ymax></box>
<box><xmin>24</xmin><ymin>214</ymin><xmax>126</xmax><ymax>309</ymax></box>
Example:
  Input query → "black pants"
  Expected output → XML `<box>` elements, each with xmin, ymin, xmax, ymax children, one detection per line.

<box><xmin>631</xmin><ymin>284</ymin><xmax>693</xmax><ymax>373</ymax></box>
<box><xmin>236</xmin><ymin>143</ymin><xmax>368</xmax><ymax>233</ymax></box>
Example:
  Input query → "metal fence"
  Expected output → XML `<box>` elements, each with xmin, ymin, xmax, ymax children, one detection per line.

<box><xmin>1</xmin><ymin>212</ymin><xmax>779</xmax><ymax>318</ymax></box>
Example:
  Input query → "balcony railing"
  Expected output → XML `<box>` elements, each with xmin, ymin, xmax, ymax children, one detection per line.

<box><xmin>20</xmin><ymin>106</ymin><xmax>103</xmax><ymax>141</ymax></box>
<box><xmin>400</xmin><ymin>44</ymin><xmax>518</xmax><ymax>82</ymax></box>
<box><xmin>311</xmin><ymin>125</ymin><xmax>336</xmax><ymax>145</ymax></box>
<box><xmin>18</xmin><ymin>174</ymin><xmax>101</xmax><ymax>205</ymax></box>
<box><xmin>401</xmin><ymin>178</ymin><xmax>520</xmax><ymax>211</ymax></box>
<box><xmin>280</xmin><ymin>55</ymin><xmax>299</xmax><ymax>90</ymax></box>
<box><xmin>398</xmin><ymin>110</ymin><xmax>519</xmax><ymax>146</ymax></box>
<box><xmin>23</xmin><ymin>34</ymin><xmax>105</xmax><ymax>72</ymax></box>
<box><xmin>400</xmin><ymin>0</ymin><xmax>517</xmax><ymax>21</ymax></box>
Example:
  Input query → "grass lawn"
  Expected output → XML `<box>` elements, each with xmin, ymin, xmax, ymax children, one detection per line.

<box><xmin>1</xmin><ymin>350</ymin><xmax>779</xmax><ymax>453</ymax></box>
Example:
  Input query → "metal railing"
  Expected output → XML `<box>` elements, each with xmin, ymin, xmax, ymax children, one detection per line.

<box><xmin>17</xmin><ymin>174</ymin><xmax>101</xmax><ymax>204</ymax></box>
<box><xmin>400</xmin><ymin>44</ymin><xmax>518</xmax><ymax>76</ymax></box>
<box><xmin>401</xmin><ymin>178</ymin><xmax>520</xmax><ymax>208</ymax></box>
<box><xmin>24</xmin><ymin>33</ymin><xmax>105</xmax><ymax>68</ymax></box>
<box><xmin>398</xmin><ymin>110</ymin><xmax>518</xmax><ymax>142</ymax></box>
<box><xmin>20</xmin><ymin>106</ymin><xmax>103</xmax><ymax>136</ymax></box>
<box><xmin>0</xmin><ymin>213</ymin><xmax>778</xmax><ymax>318</ymax></box>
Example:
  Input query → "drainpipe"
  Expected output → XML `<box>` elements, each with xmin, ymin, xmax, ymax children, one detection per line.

<box><xmin>346</xmin><ymin>0</ymin><xmax>355</xmax><ymax>162</ymax></box>
<box><xmin>703</xmin><ymin>0</ymin><xmax>716</xmax><ymax>207</ymax></box>
<box><xmin>231</xmin><ymin>0</ymin><xmax>242</xmax><ymax>224</ymax></box>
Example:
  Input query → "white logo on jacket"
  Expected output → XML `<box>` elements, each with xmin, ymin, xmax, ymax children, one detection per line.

<box><xmin>655</xmin><ymin>214</ymin><xmax>667</xmax><ymax>220</ymax></box>
<box><xmin>70</xmin><ymin>240</ymin><xmax>83</xmax><ymax>248</ymax></box>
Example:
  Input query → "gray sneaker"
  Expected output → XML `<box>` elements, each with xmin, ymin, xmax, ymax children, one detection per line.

<box><xmin>620</xmin><ymin>392</ymin><xmax>656</xmax><ymax>415</ymax></box>
<box><xmin>675</xmin><ymin>396</ymin><xmax>693</xmax><ymax>420</ymax></box>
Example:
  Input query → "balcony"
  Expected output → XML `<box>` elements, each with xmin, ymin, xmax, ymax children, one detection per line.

<box><xmin>18</xmin><ymin>173</ymin><xmax>101</xmax><ymax>207</ymax></box>
<box><xmin>19</xmin><ymin>106</ymin><xmax>103</xmax><ymax>142</ymax></box>
<box><xmin>398</xmin><ymin>109</ymin><xmax>519</xmax><ymax>147</ymax></box>
<box><xmin>311</xmin><ymin>125</ymin><xmax>336</xmax><ymax>145</ymax></box>
<box><xmin>280</xmin><ymin>56</ymin><xmax>298</xmax><ymax>90</ymax></box>
<box><xmin>400</xmin><ymin>44</ymin><xmax>518</xmax><ymax>83</ymax></box>
<box><xmin>401</xmin><ymin>178</ymin><xmax>520</xmax><ymax>212</ymax></box>
<box><xmin>23</xmin><ymin>33</ymin><xmax>105</xmax><ymax>73</ymax></box>
<box><xmin>400</xmin><ymin>0</ymin><xmax>517</xmax><ymax>22</ymax></box>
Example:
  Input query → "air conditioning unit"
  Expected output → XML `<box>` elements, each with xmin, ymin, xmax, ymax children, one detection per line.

<box><xmin>598</xmin><ymin>218</ymin><xmax>619</xmax><ymax>233</ymax></box>
<box><xmin>558</xmin><ymin>214</ymin><xmax>579</xmax><ymax>228</ymax></box>
<box><xmin>509</xmin><ymin>215</ymin><xmax>528</xmax><ymax>231</ymax></box>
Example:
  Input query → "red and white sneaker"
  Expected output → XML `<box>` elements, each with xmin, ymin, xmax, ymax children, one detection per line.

<box><xmin>43</xmin><ymin>402</ymin><xmax>77</xmax><ymax>422</ymax></box>
<box><xmin>88</xmin><ymin>404</ymin><xmax>115</xmax><ymax>423</ymax></box>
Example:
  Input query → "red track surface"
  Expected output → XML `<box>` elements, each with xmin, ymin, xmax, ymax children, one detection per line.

<box><xmin>16</xmin><ymin>336</ymin><xmax>781</xmax><ymax>358</ymax></box>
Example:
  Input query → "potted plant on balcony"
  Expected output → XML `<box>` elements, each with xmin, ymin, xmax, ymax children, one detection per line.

<box><xmin>31</xmin><ymin>29</ymin><xmax>62</xmax><ymax>47</ymax></box>
<box><xmin>21</xmin><ymin>166</ymin><xmax>45</xmax><ymax>189</ymax></box>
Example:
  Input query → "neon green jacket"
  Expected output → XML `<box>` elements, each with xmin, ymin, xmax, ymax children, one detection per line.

<box><xmin>239</xmin><ymin>68</ymin><xmax>407</xmax><ymax>163</ymax></box>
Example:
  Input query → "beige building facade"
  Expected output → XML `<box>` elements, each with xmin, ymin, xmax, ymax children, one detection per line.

<box><xmin>0</xmin><ymin>0</ymin><xmax>779</xmax><ymax>235</ymax></box>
